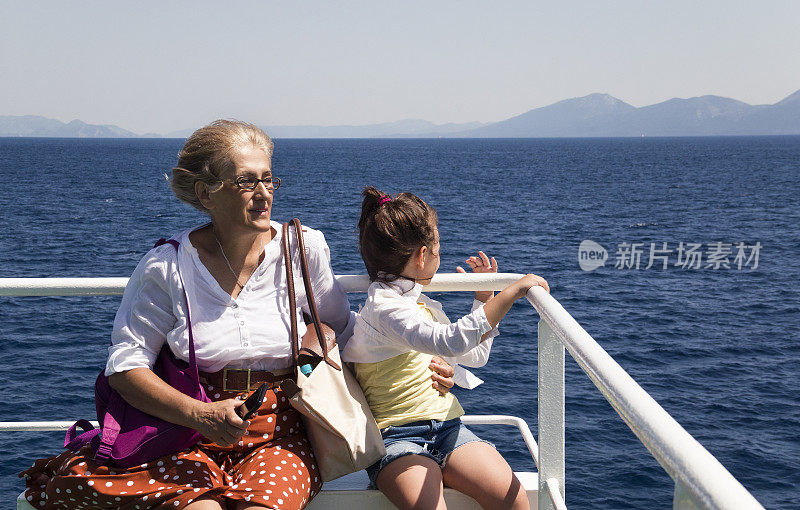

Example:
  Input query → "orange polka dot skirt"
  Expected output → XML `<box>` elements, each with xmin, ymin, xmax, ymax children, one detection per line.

<box><xmin>20</xmin><ymin>383</ymin><xmax>322</xmax><ymax>509</ymax></box>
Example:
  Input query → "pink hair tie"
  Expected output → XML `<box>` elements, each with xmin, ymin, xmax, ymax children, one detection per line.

<box><xmin>378</xmin><ymin>195</ymin><xmax>392</xmax><ymax>205</ymax></box>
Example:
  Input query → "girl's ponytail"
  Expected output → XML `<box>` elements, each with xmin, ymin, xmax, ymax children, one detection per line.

<box><xmin>358</xmin><ymin>186</ymin><xmax>386</xmax><ymax>233</ymax></box>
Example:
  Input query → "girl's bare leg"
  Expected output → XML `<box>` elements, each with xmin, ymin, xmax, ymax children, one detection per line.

<box><xmin>376</xmin><ymin>454</ymin><xmax>447</xmax><ymax>510</ymax></box>
<box><xmin>442</xmin><ymin>441</ymin><xmax>529</xmax><ymax>510</ymax></box>
<box><xmin>184</xmin><ymin>496</ymin><xmax>224</xmax><ymax>510</ymax></box>
<box><xmin>234</xmin><ymin>502</ymin><xmax>277</xmax><ymax>510</ymax></box>
<box><xmin>234</xmin><ymin>502</ymin><xmax>274</xmax><ymax>510</ymax></box>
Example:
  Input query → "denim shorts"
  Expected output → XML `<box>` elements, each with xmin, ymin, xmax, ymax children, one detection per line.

<box><xmin>365</xmin><ymin>417</ymin><xmax>495</xmax><ymax>487</ymax></box>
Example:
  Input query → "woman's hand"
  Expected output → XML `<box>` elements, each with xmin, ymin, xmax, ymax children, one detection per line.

<box><xmin>109</xmin><ymin>368</ymin><xmax>251</xmax><ymax>445</ymax></box>
<box><xmin>191</xmin><ymin>398</ymin><xmax>250</xmax><ymax>447</ymax></box>
<box><xmin>429</xmin><ymin>356</ymin><xmax>455</xmax><ymax>395</ymax></box>
<box><xmin>457</xmin><ymin>251</ymin><xmax>498</xmax><ymax>303</ymax></box>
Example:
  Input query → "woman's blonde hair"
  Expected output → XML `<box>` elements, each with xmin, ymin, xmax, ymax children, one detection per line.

<box><xmin>170</xmin><ymin>119</ymin><xmax>274</xmax><ymax>212</ymax></box>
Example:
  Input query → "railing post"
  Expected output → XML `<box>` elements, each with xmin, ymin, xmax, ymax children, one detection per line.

<box><xmin>673</xmin><ymin>479</ymin><xmax>702</xmax><ymax>510</ymax></box>
<box><xmin>538</xmin><ymin>319</ymin><xmax>565</xmax><ymax>509</ymax></box>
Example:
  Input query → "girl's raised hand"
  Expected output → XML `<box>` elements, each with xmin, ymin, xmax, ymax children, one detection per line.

<box><xmin>457</xmin><ymin>251</ymin><xmax>498</xmax><ymax>302</ymax></box>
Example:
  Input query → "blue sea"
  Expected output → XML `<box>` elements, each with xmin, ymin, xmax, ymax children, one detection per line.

<box><xmin>1</xmin><ymin>136</ymin><xmax>798</xmax><ymax>508</ymax></box>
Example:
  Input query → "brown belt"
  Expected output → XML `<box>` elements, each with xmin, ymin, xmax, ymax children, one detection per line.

<box><xmin>198</xmin><ymin>367</ymin><xmax>294</xmax><ymax>393</ymax></box>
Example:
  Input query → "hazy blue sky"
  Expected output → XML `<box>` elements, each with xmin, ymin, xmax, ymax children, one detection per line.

<box><xmin>3</xmin><ymin>1</ymin><xmax>799</xmax><ymax>134</ymax></box>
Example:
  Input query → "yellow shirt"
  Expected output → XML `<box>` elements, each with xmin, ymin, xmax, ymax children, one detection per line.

<box><xmin>353</xmin><ymin>350</ymin><xmax>464</xmax><ymax>429</ymax></box>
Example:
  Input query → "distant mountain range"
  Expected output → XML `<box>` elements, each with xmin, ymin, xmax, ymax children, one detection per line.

<box><xmin>457</xmin><ymin>90</ymin><xmax>800</xmax><ymax>137</ymax></box>
<box><xmin>3</xmin><ymin>89</ymin><xmax>799</xmax><ymax>138</ymax></box>
<box><xmin>0</xmin><ymin>115</ymin><xmax>151</xmax><ymax>138</ymax></box>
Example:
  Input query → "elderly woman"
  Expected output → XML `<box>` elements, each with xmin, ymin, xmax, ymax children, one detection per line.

<box><xmin>21</xmin><ymin>120</ymin><xmax>454</xmax><ymax>510</ymax></box>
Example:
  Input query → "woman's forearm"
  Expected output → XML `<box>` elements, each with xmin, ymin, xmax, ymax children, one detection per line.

<box><xmin>109</xmin><ymin>367</ymin><xmax>249</xmax><ymax>447</ymax></box>
<box><xmin>108</xmin><ymin>368</ymin><xmax>204</xmax><ymax>429</ymax></box>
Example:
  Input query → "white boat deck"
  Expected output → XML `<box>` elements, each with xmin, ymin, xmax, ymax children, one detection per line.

<box><xmin>17</xmin><ymin>470</ymin><xmax>540</xmax><ymax>509</ymax></box>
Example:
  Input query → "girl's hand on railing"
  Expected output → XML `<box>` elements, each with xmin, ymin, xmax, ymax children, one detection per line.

<box><xmin>515</xmin><ymin>274</ymin><xmax>550</xmax><ymax>297</ymax></box>
<box><xmin>457</xmin><ymin>250</ymin><xmax>498</xmax><ymax>303</ymax></box>
<box><xmin>191</xmin><ymin>398</ymin><xmax>250</xmax><ymax>446</ymax></box>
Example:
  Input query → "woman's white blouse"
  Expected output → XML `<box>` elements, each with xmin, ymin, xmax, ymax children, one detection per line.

<box><xmin>105</xmin><ymin>221</ymin><xmax>354</xmax><ymax>375</ymax></box>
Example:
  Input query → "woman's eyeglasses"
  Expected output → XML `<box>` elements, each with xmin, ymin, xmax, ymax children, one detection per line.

<box><xmin>227</xmin><ymin>176</ymin><xmax>282</xmax><ymax>191</ymax></box>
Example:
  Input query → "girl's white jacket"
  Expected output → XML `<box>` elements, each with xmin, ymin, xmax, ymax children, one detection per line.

<box><xmin>340</xmin><ymin>278</ymin><xmax>498</xmax><ymax>389</ymax></box>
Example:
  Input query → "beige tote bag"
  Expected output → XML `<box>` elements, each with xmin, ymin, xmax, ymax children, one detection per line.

<box><xmin>279</xmin><ymin>219</ymin><xmax>385</xmax><ymax>482</ymax></box>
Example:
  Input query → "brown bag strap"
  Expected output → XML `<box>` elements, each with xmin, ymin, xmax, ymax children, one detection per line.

<box><xmin>282</xmin><ymin>222</ymin><xmax>299</xmax><ymax>363</ymax></box>
<box><xmin>283</xmin><ymin>219</ymin><xmax>341</xmax><ymax>371</ymax></box>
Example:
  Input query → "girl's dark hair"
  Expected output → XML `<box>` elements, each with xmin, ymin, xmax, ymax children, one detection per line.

<box><xmin>358</xmin><ymin>186</ymin><xmax>438</xmax><ymax>282</ymax></box>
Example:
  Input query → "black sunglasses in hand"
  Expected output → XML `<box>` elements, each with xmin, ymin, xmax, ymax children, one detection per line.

<box><xmin>236</xmin><ymin>383</ymin><xmax>269</xmax><ymax>420</ymax></box>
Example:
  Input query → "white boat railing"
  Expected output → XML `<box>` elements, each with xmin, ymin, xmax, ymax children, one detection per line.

<box><xmin>0</xmin><ymin>275</ymin><xmax>764</xmax><ymax>509</ymax></box>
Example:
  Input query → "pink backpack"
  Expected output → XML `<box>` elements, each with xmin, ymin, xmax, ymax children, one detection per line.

<box><xmin>64</xmin><ymin>238</ymin><xmax>212</xmax><ymax>467</ymax></box>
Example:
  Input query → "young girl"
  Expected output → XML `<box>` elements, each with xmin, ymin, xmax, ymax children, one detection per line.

<box><xmin>341</xmin><ymin>187</ymin><xmax>549</xmax><ymax>510</ymax></box>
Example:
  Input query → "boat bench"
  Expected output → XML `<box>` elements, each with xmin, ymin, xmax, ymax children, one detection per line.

<box><xmin>18</xmin><ymin>470</ymin><xmax>539</xmax><ymax>509</ymax></box>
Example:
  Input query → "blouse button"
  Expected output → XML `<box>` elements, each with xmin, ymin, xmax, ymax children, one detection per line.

<box><xmin>239</xmin><ymin>320</ymin><xmax>245</xmax><ymax>326</ymax></box>
<box><xmin>231</xmin><ymin>303</ymin><xmax>238</xmax><ymax>309</ymax></box>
